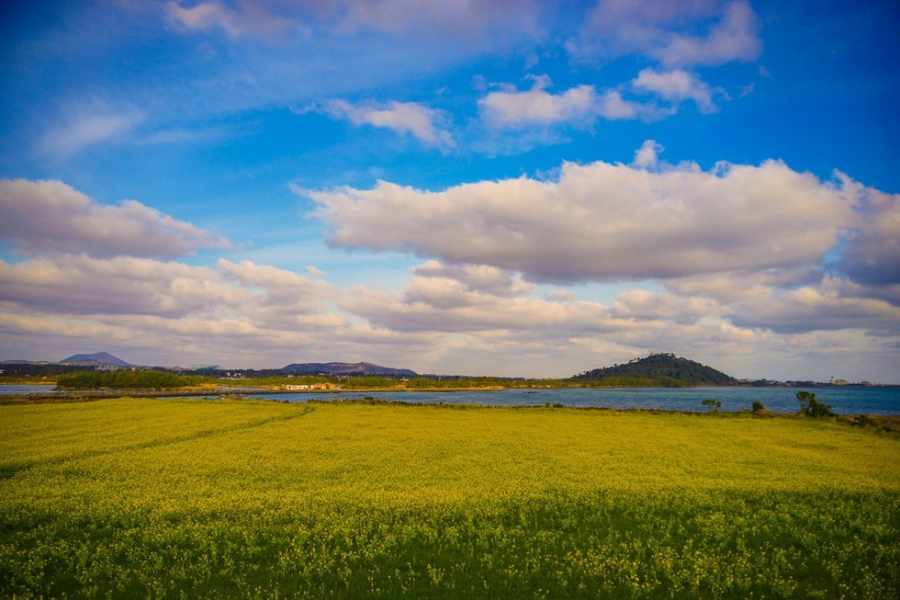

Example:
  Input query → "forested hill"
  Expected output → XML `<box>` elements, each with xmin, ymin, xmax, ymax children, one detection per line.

<box><xmin>572</xmin><ymin>354</ymin><xmax>737</xmax><ymax>387</ymax></box>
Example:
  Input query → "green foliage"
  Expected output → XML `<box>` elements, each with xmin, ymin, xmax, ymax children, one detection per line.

<box><xmin>342</xmin><ymin>376</ymin><xmax>402</xmax><ymax>388</ymax></box>
<box><xmin>56</xmin><ymin>370</ymin><xmax>192</xmax><ymax>389</ymax></box>
<box><xmin>752</xmin><ymin>401</ymin><xmax>766</xmax><ymax>412</ymax></box>
<box><xmin>850</xmin><ymin>414</ymin><xmax>877</xmax><ymax>428</ymax></box>
<box><xmin>573</xmin><ymin>353</ymin><xmax>737</xmax><ymax>387</ymax></box>
<box><xmin>405</xmin><ymin>376</ymin><xmax>509</xmax><ymax>389</ymax></box>
<box><xmin>701</xmin><ymin>398</ymin><xmax>722</xmax><ymax>413</ymax></box>
<box><xmin>796</xmin><ymin>391</ymin><xmax>835</xmax><ymax>417</ymax></box>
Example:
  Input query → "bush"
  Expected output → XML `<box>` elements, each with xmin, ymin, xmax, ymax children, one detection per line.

<box><xmin>701</xmin><ymin>398</ymin><xmax>721</xmax><ymax>413</ymax></box>
<box><xmin>752</xmin><ymin>401</ymin><xmax>766</xmax><ymax>412</ymax></box>
<box><xmin>796</xmin><ymin>391</ymin><xmax>834</xmax><ymax>417</ymax></box>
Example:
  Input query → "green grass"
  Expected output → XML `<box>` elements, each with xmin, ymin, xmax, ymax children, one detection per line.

<box><xmin>1</xmin><ymin>398</ymin><xmax>898</xmax><ymax>598</ymax></box>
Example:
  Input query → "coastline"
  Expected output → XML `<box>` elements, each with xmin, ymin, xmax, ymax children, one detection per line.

<box><xmin>2</xmin><ymin>385</ymin><xmax>899</xmax><ymax>420</ymax></box>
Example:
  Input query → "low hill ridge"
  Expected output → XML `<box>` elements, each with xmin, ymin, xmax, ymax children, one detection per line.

<box><xmin>282</xmin><ymin>362</ymin><xmax>418</xmax><ymax>377</ymax></box>
<box><xmin>572</xmin><ymin>353</ymin><xmax>736</xmax><ymax>387</ymax></box>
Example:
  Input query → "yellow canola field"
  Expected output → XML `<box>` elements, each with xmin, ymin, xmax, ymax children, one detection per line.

<box><xmin>1</xmin><ymin>398</ymin><xmax>899</xmax><ymax>598</ymax></box>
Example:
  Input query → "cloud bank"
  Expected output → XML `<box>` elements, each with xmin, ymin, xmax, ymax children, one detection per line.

<box><xmin>308</xmin><ymin>153</ymin><xmax>860</xmax><ymax>284</ymax></box>
<box><xmin>0</xmin><ymin>179</ymin><xmax>229</xmax><ymax>258</ymax></box>
<box><xmin>1</xmin><ymin>172</ymin><xmax>897</xmax><ymax>380</ymax></box>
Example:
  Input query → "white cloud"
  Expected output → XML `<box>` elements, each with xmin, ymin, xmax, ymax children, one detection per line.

<box><xmin>308</xmin><ymin>151</ymin><xmax>858</xmax><ymax>283</ymax></box>
<box><xmin>414</xmin><ymin>261</ymin><xmax>534</xmax><ymax>297</ymax></box>
<box><xmin>632</xmin><ymin>69</ymin><xmax>724</xmax><ymax>113</ymax></box>
<box><xmin>479</xmin><ymin>76</ymin><xmax>598</xmax><ymax>128</ymax></box>
<box><xmin>339</xmin><ymin>262</ymin><xmax>626</xmax><ymax>335</ymax></box>
<box><xmin>0</xmin><ymin>254</ymin><xmax>339</xmax><ymax>338</ymax></box>
<box><xmin>478</xmin><ymin>77</ymin><xmax>672</xmax><ymax>129</ymax></box>
<box><xmin>165</xmin><ymin>1</ymin><xmax>300</xmax><ymax>38</ymax></box>
<box><xmin>218</xmin><ymin>258</ymin><xmax>334</xmax><ymax>319</ymax></box>
<box><xmin>836</xmin><ymin>180</ymin><xmax>900</xmax><ymax>286</ymax></box>
<box><xmin>167</xmin><ymin>1</ymin><xmax>239</xmax><ymax>36</ymax></box>
<box><xmin>331</xmin><ymin>260</ymin><xmax>900</xmax><ymax>379</ymax></box>
<box><xmin>632</xmin><ymin>140</ymin><xmax>664</xmax><ymax>169</ymax></box>
<box><xmin>0</xmin><ymin>179</ymin><xmax>229</xmax><ymax>258</ymax></box>
<box><xmin>0</xmin><ymin>255</ymin><xmax>228</xmax><ymax>318</ymax></box>
<box><xmin>655</xmin><ymin>0</ymin><xmax>762</xmax><ymax>67</ymax></box>
<box><xmin>732</xmin><ymin>277</ymin><xmax>900</xmax><ymax>334</ymax></box>
<box><xmin>596</xmin><ymin>90</ymin><xmax>671</xmax><ymax>121</ymax></box>
<box><xmin>2</xmin><ymin>251</ymin><xmax>898</xmax><ymax>379</ymax></box>
<box><xmin>2</xmin><ymin>176</ymin><xmax>897</xmax><ymax>380</ymax></box>
<box><xmin>302</xmin><ymin>99</ymin><xmax>454</xmax><ymax>149</ymax></box>
<box><xmin>571</xmin><ymin>0</ymin><xmax>761</xmax><ymax>67</ymax></box>
<box><xmin>664</xmin><ymin>267</ymin><xmax>822</xmax><ymax>303</ymax></box>
<box><xmin>611</xmin><ymin>288</ymin><xmax>723</xmax><ymax>322</ymax></box>
<box><xmin>38</xmin><ymin>109</ymin><xmax>143</xmax><ymax>158</ymax></box>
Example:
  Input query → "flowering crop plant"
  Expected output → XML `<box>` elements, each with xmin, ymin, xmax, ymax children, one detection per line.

<box><xmin>1</xmin><ymin>398</ymin><xmax>898</xmax><ymax>598</ymax></box>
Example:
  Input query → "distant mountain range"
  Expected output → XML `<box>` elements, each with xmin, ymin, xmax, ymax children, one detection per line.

<box><xmin>282</xmin><ymin>362</ymin><xmax>418</xmax><ymax>377</ymax></box>
<box><xmin>572</xmin><ymin>353</ymin><xmax>736</xmax><ymax>387</ymax></box>
<box><xmin>4</xmin><ymin>352</ymin><xmax>731</xmax><ymax>385</ymax></box>
<box><xmin>58</xmin><ymin>352</ymin><xmax>132</xmax><ymax>367</ymax></box>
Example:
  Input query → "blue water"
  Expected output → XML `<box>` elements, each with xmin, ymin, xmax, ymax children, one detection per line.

<box><xmin>236</xmin><ymin>386</ymin><xmax>900</xmax><ymax>415</ymax></box>
<box><xmin>4</xmin><ymin>384</ymin><xmax>899</xmax><ymax>415</ymax></box>
<box><xmin>0</xmin><ymin>385</ymin><xmax>58</xmax><ymax>395</ymax></box>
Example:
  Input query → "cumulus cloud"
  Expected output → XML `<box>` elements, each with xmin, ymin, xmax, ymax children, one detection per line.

<box><xmin>632</xmin><ymin>69</ymin><xmax>724</xmax><ymax>113</ymax></box>
<box><xmin>339</xmin><ymin>262</ymin><xmax>625</xmax><ymax>334</ymax></box>
<box><xmin>0</xmin><ymin>180</ymin><xmax>229</xmax><ymax>258</ymax></box>
<box><xmin>664</xmin><ymin>266</ymin><xmax>823</xmax><ymax>303</ymax></box>
<box><xmin>478</xmin><ymin>77</ymin><xmax>673</xmax><ymax>129</ymax></box>
<box><xmin>414</xmin><ymin>261</ymin><xmax>534</xmax><ymax>298</ymax></box>
<box><xmin>732</xmin><ymin>277</ymin><xmax>900</xmax><ymax>334</ymax></box>
<box><xmin>571</xmin><ymin>0</ymin><xmax>762</xmax><ymax>67</ymax></box>
<box><xmin>479</xmin><ymin>76</ymin><xmax>598</xmax><ymax>128</ymax></box>
<box><xmin>654</xmin><ymin>0</ymin><xmax>762</xmax><ymax>67</ymax></box>
<box><xmin>331</xmin><ymin>260</ymin><xmax>894</xmax><ymax>380</ymax></box>
<box><xmin>836</xmin><ymin>181</ymin><xmax>900</xmax><ymax>286</ymax></box>
<box><xmin>611</xmin><ymin>289</ymin><xmax>723</xmax><ymax>323</ymax></box>
<box><xmin>632</xmin><ymin>140</ymin><xmax>664</xmax><ymax>169</ymax></box>
<box><xmin>596</xmin><ymin>90</ymin><xmax>671</xmax><ymax>121</ymax></box>
<box><xmin>219</xmin><ymin>259</ymin><xmax>334</xmax><ymax>317</ymax></box>
<box><xmin>2</xmin><ymin>175</ymin><xmax>896</xmax><ymax>379</ymax></box>
<box><xmin>0</xmin><ymin>257</ymin><xmax>444</xmax><ymax>371</ymax></box>
<box><xmin>301</xmin><ymin>99</ymin><xmax>454</xmax><ymax>149</ymax></box>
<box><xmin>308</xmin><ymin>150</ymin><xmax>858</xmax><ymax>283</ymax></box>
<box><xmin>0</xmin><ymin>255</ymin><xmax>337</xmax><ymax>332</ymax></box>
<box><xmin>0</xmin><ymin>255</ymin><xmax>227</xmax><ymax>318</ymax></box>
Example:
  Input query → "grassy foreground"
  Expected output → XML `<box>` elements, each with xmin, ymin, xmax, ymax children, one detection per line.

<box><xmin>1</xmin><ymin>399</ymin><xmax>898</xmax><ymax>599</ymax></box>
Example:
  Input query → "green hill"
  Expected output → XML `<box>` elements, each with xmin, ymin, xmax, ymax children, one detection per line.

<box><xmin>572</xmin><ymin>353</ymin><xmax>737</xmax><ymax>387</ymax></box>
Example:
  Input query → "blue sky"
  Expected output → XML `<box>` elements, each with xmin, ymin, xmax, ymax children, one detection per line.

<box><xmin>1</xmin><ymin>0</ymin><xmax>898</xmax><ymax>382</ymax></box>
